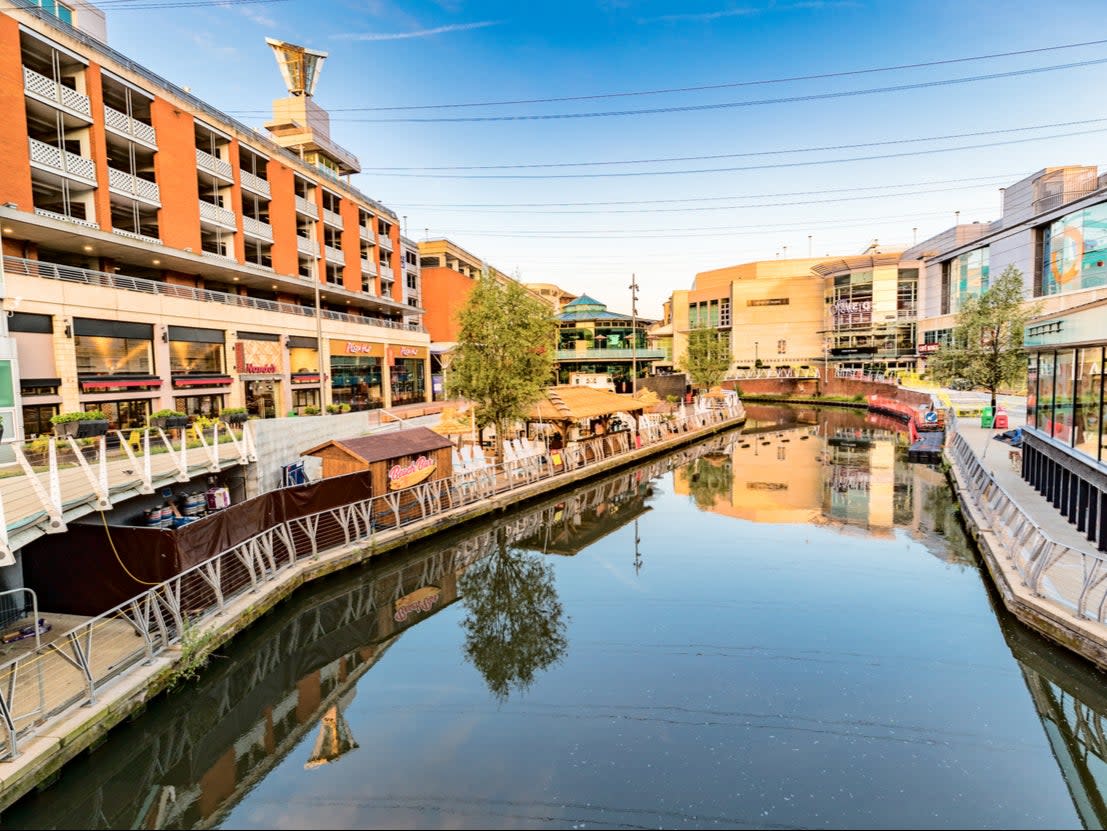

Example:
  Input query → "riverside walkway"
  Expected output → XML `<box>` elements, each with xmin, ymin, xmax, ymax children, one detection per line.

<box><xmin>946</xmin><ymin>415</ymin><xmax>1107</xmax><ymax>669</ymax></box>
<box><xmin>0</xmin><ymin>400</ymin><xmax>744</xmax><ymax>810</ymax></box>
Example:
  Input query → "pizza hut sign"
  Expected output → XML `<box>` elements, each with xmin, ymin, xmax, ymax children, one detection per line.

<box><xmin>399</xmin><ymin>347</ymin><xmax>419</xmax><ymax>357</ymax></box>
<box><xmin>346</xmin><ymin>342</ymin><xmax>376</xmax><ymax>354</ymax></box>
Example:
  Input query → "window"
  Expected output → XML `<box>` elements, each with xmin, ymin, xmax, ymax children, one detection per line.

<box><xmin>719</xmin><ymin>298</ymin><xmax>731</xmax><ymax>327</ymax></box>
<box><xmin>406</xmin><ymin>273</ymin><xmax>418</xmax><ymax>289</ymax></box>
<box><xmin>420</xmin><ymin>256</ymin><xmax>441</xmax><ymax>268</ymax></box>
<box><xmin>777</xmin><ymin>340</ymin><xmax>786</xmax><ymax>354</ymax></box>
<box><xmin>75</xmin><ymin>336</ymin><xmax>153</xmax><ymax>375</ymax></box>
<box><xmin>1074</xmin><ymin>347</ymin><xmax>1103</xmax><ymax>460</ymax></box>
<box><xmin>1026</xmin><ymin>354</ymin><xmax>1038</xmax><ymax>429</ymax></box>
<box><xmin>1038</xmin><ymin>351</ymin><xmax>1056</xmax><ymax>438</ymax></box>
<box><xmin>175</xmin><ymin>394</ymin><xmax>223</xmax><ymax>418</ymax></box>
<box><xmin>947</xmin><ymin>248</ymin><xmax>990</xmax><ymax>312</ymax></box>
<box><xmin>22</xmin><ymin>404</ymin><xmax>58</xmax><ymax>438</ymax></box>
<box><xmin>85</xmin><ymin>399</ymin><xmax>151</xmax><ymax>431</ymax></box>
<box><xmin>291</xmin><ymin>388</ymin><xmax>320</xmax><ymax>415</ymax></box>
<box><xmin>1040</xmin><ymin>203</ymin><xmax>1107</xmax><ymax>297</ymax></box>
<box><xmin>169</xmin><ymin>341</ymin><xmax>224</xmax><ymax>375</ymax></box>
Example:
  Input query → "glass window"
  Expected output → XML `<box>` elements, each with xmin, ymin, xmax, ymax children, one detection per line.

<box><xmin>1038</xmin><ymin>352</ymin><xmax>1055</xmax><ymax>436</ymax></box>
<box><xmin>291</xmin><ymin>388</ymin><xmax>320</xmax><ymax>414</ymax></box>
<box><xmin>174</xmin><ymin>394</ymin><xmax>224</xmax><ymax>418</ymax></box>
<box><xmin>390</xmin><ymin>358</ymin><xmax>425</xmax><ymax>406</ymax></box>
<box><xmin>86</xmin><ymin>400</ymin><xmax>151</xmax><ymax>431</ymax></box>
<box><xmin>1052</xmin><ymin>350</ymin><xmax>1075</xmax><ymax>443</ymax></box>
<box><xmin>22</xmin><ymin>404</ymin><xmax>58</xmax><ymax>438</ymax></box>
<box><xmin>1074</xmin><ymin>347</ymin><xmax>1103</xmax><ymax>459</ymax></box>
<box><xmin>169</xmin><ymin>341</ymin><xmax>223</xmax><ymax>375</ymax></box>
<box><xmin>330</xmin><ymin>356</ymin><xmax>382</xmax><ymax>410</ymax></box>
<box><xmin>288</xmin><ymin>346</ymin><xmax>318</xmax><ymax>373</ymax></box>
<box><xmin>1041</xmin><ymin>203</ymin><xmax>1107</xmax><ymax>296</ymax></box>
<box><xmin>1026</xmin><ymin>354</ymin><xmax>1038</xmax><ymax>429</ymax></box>
<box><xmin>949</xmin><ymin>248</ymin><xmax>990</xmax><ymax>312</ymax></box>
<box><xmin>75</xmin><ymin>336</ymin><xmax>153</xmax><ymax>375</ymax></box>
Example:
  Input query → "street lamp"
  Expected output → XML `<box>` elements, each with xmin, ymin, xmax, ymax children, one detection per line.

<box><xmin>629</xmin><ymin>273</ymin><xmax>639</xmax><ymax>395</ymax></box>
<box><xmin>754</xmin><ymin>341</ymin><xmax>759</xmax><ymax>367</ymax></box>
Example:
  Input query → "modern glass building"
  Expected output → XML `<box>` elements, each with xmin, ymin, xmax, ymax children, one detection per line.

<box><xmin>555</xmin><ymin>295</ymin><xmax>662</xmax><ymax>391</ymax></box>
<box><xmin>1021</xmin><ymin>299</ymin><xmax>1107</xmax><ymax>551</ymax></box>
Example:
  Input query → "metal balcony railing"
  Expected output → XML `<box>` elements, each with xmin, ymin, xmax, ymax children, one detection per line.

<box><xmin>107</xmin><ymin>167</ymin><xmax>160</xmax><ymax>204</ymax></box>
<box><xmin>242</xmin><ymin>215</ymin><xmax>274</xmax><ymax>242</ymax></box>
<box><xmin>195</xmin><ymin>147</ymin><xmax>233</xmax><ymax>180</ymax></box>
<box><xmin>103</xmin><ymin>104</ymin><xmax>156</xmax><ymax>146</ymax></box>
<box><xmin>294</xmin><ymin>195</ymin><xmax>319</xmax><ymax>220</ymax></box>
<box><xmin>239</xmin><ymin>170</ymin><xmax>270</xmax><ymax>198</ymax></box>
<box><xmin>23</xmin><ymin>66</ymin><xmax>91</xmax><ymax>118</ymax></box>
<box><xmin>323</xmin><ymin>244</ymin><xmax>345</xmax><ymax>264</ymax></box>
<box><xmin>198</xmin><ymin>199</ymin><xmax>236</xmax><ymax>228</ymax></box>
<box><xmin>3</xmin><ymin>255</ymin><xmax>426</xmax><ymax>332</ymax></box>
<box><xmin>28</xmin><ymin>137</ymin><xmax>96</xmax><ymax>185</ymax></box>
<box><xmin>322</xmin><ymin>208</ymin><xmax>343</xmax><ymax>228</ymax></box>
<box><xmin>555</xmin><ymin>347</ymin><xmax>665</xmax><ymax>361</ymax></box>
<box><xmin>377</xmin><ymin>234</ymin><xmax>393</xmax><ymax>251</ymax></box>
<box><xmin>296</xmin><ymin>235</ymin><xmax>319</xmax><ymax>257</ymax></box>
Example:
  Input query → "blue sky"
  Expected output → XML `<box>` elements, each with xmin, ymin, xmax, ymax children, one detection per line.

<box><xmin>106</xmin><ymin>0</ymin><xmax>1107</xmax><ymax>316</ymax></box>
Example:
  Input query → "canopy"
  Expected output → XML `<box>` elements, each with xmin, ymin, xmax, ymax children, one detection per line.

<box><xmin>528</xmin><ymin>386</ymin><xmax>646</xmax><ymax>423</ymax></box>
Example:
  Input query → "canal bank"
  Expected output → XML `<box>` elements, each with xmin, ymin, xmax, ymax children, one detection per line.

<box><xmin>944</xmin><ymin>420</ymin><xmax>1107</xmax><ymax>673</ymax></box>
<box><xmin>0</xmin><ymin>406</ymin><xmax>744</xmax><ymax>812</ymax></box>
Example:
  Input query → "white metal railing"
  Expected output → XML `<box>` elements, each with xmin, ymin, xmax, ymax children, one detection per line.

<box><xmin>239</xmin><ymin>170</ymin><xmax>270</xmax><ymax>198</ymax></box>
<box><xmin>295</xmin><ymin>195</ymin><xmax>319</xmax><ymax>220</ymax></box>
<box><xmin>23</xmin><ymin>66</ymin><xmax>92</xmax><ymax>118</ymax></box>
<box><xmin>322</xmin><ymin>208</ymin><xmax>343</xmax><ymax>228</ymax></box>
<box><xmin>4</xmin><ymin>255</ymin><xmax>425</xmax><ymax>332</ymax></box>
<box><xmin>377</xmin><ymin>234</ymin><xmax>393</xmax><ymax>251</ymax></box>
<box><xmin>107</xmin><ymin>167</ymin><xmax>160</xmax><ymax>203</ymax></box>
<box><xmin>729</xmin><ymin>367</ymin><xmax>820</xmax><ymax>380</ymax></box>
<box><xmin>0</xmin><ymin>402</ymin><xmax>743</xmax><ymax>759</ymax></box>
<box><xmin>242</xmin><ymin>215</ymin><xmax>274</xmax><ymax>242</ymax></box>
<box><xmin>296</xmin><ymin>235</ymin><xmax>319</xmax><ymax>257</ymax></box>
<box><xmin>33</xmin><ymin>208</ymin><xmax>99</xmax><ymax>229</ymax></box>
<box><xmin>195</xmin><ymin>147</ymin><xmax>232</xmax><ymax>180</ymax></box>
<box><xmin>323</xmin><ymin>244</ymin><xmax>345</xmax><ymax>264</ymax></box>
<box><xmin>834</xmin><ymin>368</ymin><xmax>899</xmax><ymax>384</ymax></box>
<box><xmin>103</xmin><ymin>104</ymin><xmax>156</xmax><ymax>146</ymax></box>
<box><xmin>28</xmin><ymin>137</ymin><xmax>96</xmax><ymax>184</ymax></box>
<box><xmin>949</xmin><ymin>432</ymin><xmax>1107</xmax><ymax>621</ymax></box>
<box><xmin>379</xmin><ymin>264</ymin><xmax>394</xmax><ymax>282</ymax></box>
<box><xmin>198</xmin><ymin>199</ymin><xmax>236</xmax><ymax>228</ymax></box>
<box><xmin>360</xmin><ymin>225</ymin><xmax>374</xmax><ymax>244</ymax></box>
<box><xmin>112</xmin><ymin>228</ymin><xmax>162</xmax><ymax>244</ymax></box>
<box><xmin>201</xmin><ymin>249</ymin><xmax>237</xmax><ymax>263</ymax></box>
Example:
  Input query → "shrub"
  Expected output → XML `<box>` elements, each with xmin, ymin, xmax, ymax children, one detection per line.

<box><xmin>150</xmin><ymin>409</ymin><xmax>186</xmax><ymax>419</ymax></box>
<box><xmin>303</xmin><ymin>406</ymin><xmax>321</xmax><ymax>415</ymax></box>
<box><xmin>326</xmin><ymin>403</ymin><xmax>342</xmax><ymax>414</ymax></box>
<box><xmin>221</xmin><ymin>407</ymin><xmax>247</xmax><ymax>416</ymax></box>
<box><xmin>50</xmin><ymin>410</ymin><xmax>106</xmax><ymax>424</ymax></box>
<box><xmin>340</xmin><ymin>403</ymin><xmax>351</xmax><ymax>413</ymax></box>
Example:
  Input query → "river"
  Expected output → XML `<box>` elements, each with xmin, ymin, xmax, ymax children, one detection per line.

<box><xmin>5</xmin><ymin>404</ymin><xmax>1107</xmax><ymax>829</ymax></box>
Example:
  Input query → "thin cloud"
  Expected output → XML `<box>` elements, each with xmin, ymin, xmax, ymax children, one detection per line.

<box><xmin>336</xmin><ymin>20</ymin><xmax>502</xmax><ymax>42</ymax></box>
<box><xmin>639</xmin><ymin>1</ymin><xmax>858</xmax><ymax>23</ymax></box>
<box><xmin>217</xmin><ymin>0</ymin><xmax>276</xmax><ymax>27</ymax></box>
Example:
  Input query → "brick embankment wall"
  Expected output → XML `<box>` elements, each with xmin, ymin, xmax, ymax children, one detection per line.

<box><xmin>725</xmin><ymin>377</ymin><xmax>933</xmax><ymax>406</ymax></box>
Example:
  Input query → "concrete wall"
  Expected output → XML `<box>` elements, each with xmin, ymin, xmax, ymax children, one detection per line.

<box><xmin>249</xmin><ymin>410</ymin><xmax>377</xmax><ymax>494</ymax></box>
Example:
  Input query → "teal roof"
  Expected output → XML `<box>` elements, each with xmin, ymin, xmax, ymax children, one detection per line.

<box><xmin>557</xmin><ymin>294</ymin><xmax>636</xmax><ymax>323</ymax></box>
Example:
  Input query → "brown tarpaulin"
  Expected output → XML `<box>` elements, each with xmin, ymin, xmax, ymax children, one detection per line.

<box><xmin>23</xmin><ymin>467</ymin><xmax>381</xmax><ymax>616</ymax></box>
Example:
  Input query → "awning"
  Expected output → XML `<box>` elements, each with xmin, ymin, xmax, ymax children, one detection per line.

<box><xmin>80</xmin><ymin>375</ymin><xmax>162</xmax><ymax>390</ymax></box>
<box><xmin>291</xmin><ymin>373</ymin><xmax>322</xmax><ymax>384</ymax></box>
<box><xmin>172</xmin><ymin>375</ymin><xmax>233</xmax><ymax>388</ymax></box>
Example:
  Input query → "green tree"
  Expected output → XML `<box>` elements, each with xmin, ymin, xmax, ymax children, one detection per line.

<box><xmin>679</xmin><ymin>326</ymin><xmax>732</xmax><ymax>391</ymax></box>
<box><xmin>927</xmin><ymin>264</ymin><xmax>1040</xmax><ymax>411</ymax></box>
<box><xmin>458</xmin><ymin>528</ymin><xmax>568</xmax><ymax>701</ymax></box>
<box><xmin>447</xmin><ymin>273</ymin><xmax>556</xmax><ymax>460</ymax></box>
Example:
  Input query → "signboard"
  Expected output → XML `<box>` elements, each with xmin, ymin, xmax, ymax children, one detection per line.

<box><xmin>394</xmin><ymin>586</ymin><xmax>441</xmax><ymax>622</ymax></box>
<box><xmin>386</xmin><ymin>345</ymin><xmax>428</xmax><ymax>362</ymax></box>
<box><xmin>917</xmin><ymin>342</ymin><xmax>940</xmax><ymax>355</ymax></box>
<box><xmin>747</xmin><ymin>298</ymin><xmax>789</xmax><ymax>307</ymax></box>
<box><xmin>330</xmin><ymin>339</ymin><xmax>384</xmax><ymax>358</ymax></box>
<box><xmin>831</xmin><ymin>299</ymin><xmax>872</xmax><ymax>325</ymax></box>
<box><xmin>388</xmin><ymin>455</ymin><xmax>436</xmax><ymax>489</ymax></box>
<box><xmin>234</xmin><ymin>340</ymin><xmax>282</xmax><ymax>377</ymax></box>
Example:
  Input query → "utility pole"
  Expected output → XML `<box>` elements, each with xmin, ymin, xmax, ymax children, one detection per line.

<box><xmin>629</xmin><ymin>273</ymin><xmax>639</xmax><ymax>394</ymax></box>
<box><xmin>313</xmin><ymin>245</ymin><xmax>325</xmax><ymax>413</ymax></box>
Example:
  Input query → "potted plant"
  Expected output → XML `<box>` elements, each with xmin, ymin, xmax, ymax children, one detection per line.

<box><xmin>303</xmin><ymin>405</ymin><xmax>321</xmax><ymax>415</ymax></box>
<box><xmin>220</xmin><ymin>407</ymin><xmax>248</xmax><ymax>425</ymax></box>
<box><xmin>325</xmin><ymin>403</ymin><xmax>341</xmax><ymax>414</ymax></box>
<box><xmin>51</xmin><ymin>410</ymin><xmax>109</xmax><ymax>438</ymax></box>
<box><xmin>149</xmin><ymin>409</ymin><xmax>190</xmax><ymax>430</ymax></box>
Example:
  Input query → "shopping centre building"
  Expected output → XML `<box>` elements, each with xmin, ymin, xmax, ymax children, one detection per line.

<box><xmin>0</xmin><ymin>0</ymin><xmax>430</xmax><ymax>439</ymax></box>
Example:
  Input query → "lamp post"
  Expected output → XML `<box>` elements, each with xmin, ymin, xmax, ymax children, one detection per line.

<box><xmin>754</xmin><ymin>341</ymin><xmax>759</xmax><ymax>367</ymax></box>
<box><xmin>629</xmin><ymin>273</ymin><xmax>639</xmax><ymax>395</ymax></box>
<box><xmin>312</xmin><ymin>243</ymin><xmax>325</xmax><ymax>413</ymax></box>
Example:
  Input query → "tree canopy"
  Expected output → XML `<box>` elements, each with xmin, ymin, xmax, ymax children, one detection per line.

<box><xmin>926</xmin><ymin>264</ymin><xmax>1040</xmax><ymax>409</ymax></box>
<box><xmin>679</xmin><ymin>326</ymin><xmax>732</xmax><ymax>391</ymax></box>
<box><xmin>447</xmin><ymin>274</ymin><xmax>556</xmax><ymax>458</ymax></box>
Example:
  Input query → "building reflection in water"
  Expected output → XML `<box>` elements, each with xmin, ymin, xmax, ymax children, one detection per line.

<box><xmin>5</xmin><ymin>406</ymin><xmax>1104</xmax><ymax>828</ymax></box>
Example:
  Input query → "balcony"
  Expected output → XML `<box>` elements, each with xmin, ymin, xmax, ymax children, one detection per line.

<box><xmin>359</xmin><ymin>225</ymin><xmax>374</xmax><ymax>244</ymax></box>
<box><xmin>294</xmin><ymin>194</ymin><xmax>319</xmax><ymax>220</ymax></box>
<box><xmin>323</xmin><ymin>244</ymin><xmax>345</xmax><ymax>264</ymax></box>
<box><xmin>361</xmin><ymin>257</ymin><xmax>374</xmax><ymax>274</ymax></box>
<box><xmin>377</xmin><ymin>234</ymin><xmax>393</xmax><ymax>252</ymax></box>
<box><xmin>555</xmin><ymin>347</ymin><xmax>666</xmax><ymax>361</ymax></box>
<box><xmin>240</xmin><ymin>170</ymin><xmax>270</xmax><ymax>199</ymax></box>
<box><xmin>379</xmin><ymin>264</ymin><xmax>394</xmax><ymax>282</ymax></box>
<box><xmin>296</xmin><ymin>235</ymin><xmax>319</xmax><ymax>257</ymax></box>
<box><xmin>3</xmin><ymin>255</ymin><xmax>427</xmax><ymax>332</ymax></box>
<box><xmin>198</xmin><ymin>199</ymin><xmax>236</xmax><ymax>230</ymax></box>
<box><xmin>242</xmin><ymin>215</ymin><xmax>274</xmax><ymax>242</ymax></box>
<box><xmin>33</xmin><ymin>207</ymin><xmax>98</xmax><ymax>229</ymax></box>
<box><xmin>23</xmin><ymin>66</ymin><xmax>91</xmax><ymax>120</ymax></box>
<box><xmin>322</xmin><ymin>208</ymin><xmax>343</xmax><ymax>229</ymax></box>
<box><xmin>195</xmin><ymin>147</ymin><xmax>233</xmax><ymax>181</ymax></box>
<box><xmin>103</xmin><ymin>105</ymin><xmax>157</xmax><ymax>148</ymax></box>
<box><xmin>28</xmin><ymin>137</ymin><xmax>96</xmax><ymax>185</ymax></box>
<box><xmin>107</xmin><ymin>167</ymin><xmax>160</xmax><ymax>205</ymax></box>
<box><xmin>112</xmin><ymin>228</ymin><xmax>162</xmax><ymax>245</ymax></box>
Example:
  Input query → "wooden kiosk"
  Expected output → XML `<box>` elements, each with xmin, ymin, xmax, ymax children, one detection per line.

<box><xmin>303</xmin><ymin>426</ymin><xmax>454</xmax><ymax>493</ymax></box>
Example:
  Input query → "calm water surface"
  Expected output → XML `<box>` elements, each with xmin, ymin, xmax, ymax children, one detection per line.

<box><xmin>7</xmin><ymin>404</ymin><xmax>1107</xmax><ymax>829</ymax></box>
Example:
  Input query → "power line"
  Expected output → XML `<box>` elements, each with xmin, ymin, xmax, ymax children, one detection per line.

<box><xmin>223</xmin><ymin>37</ymin><xmax>1107</xmax><ymax>113</ymax></box>
<box><xmin>314</xmin><ymin>58</ymin><xmax>1107</xmax><ymax>123</ymax></box>
<box><xmin>361</xmin><ymin>118</ymin><xmax>1107</xmax><ymax>172</ymax></box>
<box><xmin>364</xmin><ymin>126</ymin><xmax>1107</xmax><ymax>179</ymax></box>
<box><xmin>391</xmin><ymin>173</ymin><xmax>1025</xmax><ymax>209</ymax></box>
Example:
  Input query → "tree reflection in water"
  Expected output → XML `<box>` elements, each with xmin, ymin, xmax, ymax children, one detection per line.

<box><xmin>685</xmin><ymin>455</ymin><xmax>732</xmax><ymax>510</ymax></box>
<box><xmin>458</xmin><ymin>527</ymin><xmax>568</xmax><ymax>701</ymax></box>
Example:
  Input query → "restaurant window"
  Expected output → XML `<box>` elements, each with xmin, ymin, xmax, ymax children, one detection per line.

<box><xmin>292</xmin><ymin>388</ymin><xmax>320</xmax><ymax>414</ymax></box>
<box><xmin>390</xmin><ymin>358</ymin><xmax>425</xmax><ymax>406</ymax></box>
<box><xmin>169</xmin><ymin>341</ymin><xmax>224</xmax><ymax>375</ymax></box>
<box><xmin>1074</xmin><ymin>347</ymin><xmax>1104</xmax><ymax>460</ymax></box>
<box><xmin>75</xmin><ymin>335</ymin><xmax>153</xmax><ymax>375</ymax></box>
<box><xmin>22</xmin><ymin>404</ymin><xmax>58</xmax><ymax>438</ymax></box>
<box><xmin>174</xmin><ymin>394</ymin><xmax>224</xmax><ymax>418</ymax></box>
<box><xmin>330</xmin><ymin>355</ymin><xmax>383</xmax><ymax>411</ymax></box>
<box><xmin>1053</xmin><ymin>349</ymin><xmax>1076</xmax><ymax>443</ymax></box>
<box><xmin>777</xmin><ymin>339</ymin><xmax>786</xmax><ymax>354</ymax></box>
<box><xmin>1037</xmin><ymin>351</ymin><xmax>1055</xmax><ymax>437</ymax></box>
<box><xmin>85</xmin><ymin>399</ymin><xmax>151</xmax><ymax>431</ymax></box>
